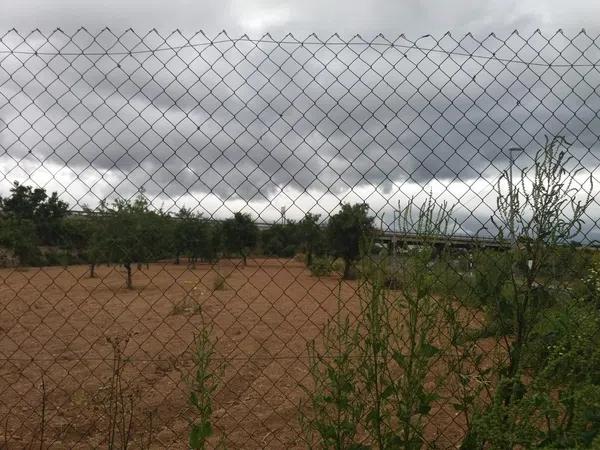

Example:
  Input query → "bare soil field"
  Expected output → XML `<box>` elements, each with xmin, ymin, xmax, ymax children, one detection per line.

<box><xmin>0</xmin><ymin>258</ymin><xmax>480</xmax><ymax>449</ymax></box>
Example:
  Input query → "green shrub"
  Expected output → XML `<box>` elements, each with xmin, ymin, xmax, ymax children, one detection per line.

<box><xmin>463</xmin><ymin>137</ymin><xmax>598</xmax><ymax>449</ymax></box>
<box><xmin>331</xmin><ymin>258</ymin><xmax>345</xmax><ymax>273</ymax></box>
<box><xmin>281</xmin><ymin>244</ymin><xmax>296</xmax><ymax>258</ymax></box>
<box><xmin>428</xmin><ymin>258</ymin><xmax>471</xmax><ymax>300</ymax></box>
<box><xmin>43</xmin><ymin>249</ymin><xmax>75</xmax><ymax>266</ymax></box>
<box><xmin>301</xmin><ymin>196</ymin><xmax>455</xmax><ymax>449</ymax></box>
<box><xmin>212</xmin><ymin>267</ymin><xmax>230</xmax><ymax>291</ymax></box>
<box><xmin>470</xmin><ymin>298</ymin><xmax>600</xmax><ymax>449</ymax></box>
<box><xmin>309</xmin><ymin>257</ymin><xmax>332</xmax><ymax>277</ymax></box>
<box><xmin>299</xmin><ymin>296</ymin><xmax>365</xmax><ymax>449</ymax></box>
<box><xmin>293</xmin><ymin>253</ymin><xmax>306</xmax><ymax>263</ymax></box>
<box><xmin>189</xmin><ymin>320</ymin><xmax>223</xmax><ymax>449</ymax></box>
<box><xmin>583</xmin><ymin>256</ymin><xmax>600</xmax><ymax>306</ymax></box>
<box><xmin>471</xmin><ymin>251</ymin><xmax>512</xmax><ymax>306</ymax></box>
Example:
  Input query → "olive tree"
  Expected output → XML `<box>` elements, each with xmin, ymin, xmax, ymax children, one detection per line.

<box><xmin>95</xmin><ymin>195</ymin><xmax>166</xmax><ymax>289</ymax></box>
<box><xmin>222</xmin><ymin>212</ymin><xmax>258</xmax><ymax>266</ymax></box>
<box><xmin>327</xmin><ymin>203</ymin><xmax>374</xmax><ymax>279</ymax></box>
<box><xmin>298</xmin><ymin>212</ymin><xmax>323</xmax><ymax>267</ymax></box>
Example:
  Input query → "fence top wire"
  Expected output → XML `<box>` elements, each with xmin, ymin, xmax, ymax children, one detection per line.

<box><xmin>1</xmin><ymin>29</ymin><xmax>599</xmax><ymax>67</ymax></box>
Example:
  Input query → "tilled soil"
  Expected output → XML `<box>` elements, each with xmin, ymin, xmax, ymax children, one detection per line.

<box><xmin>0</xmin><ymin>259</ymin><xmax>490</xmax><ymax>449</ymax></box>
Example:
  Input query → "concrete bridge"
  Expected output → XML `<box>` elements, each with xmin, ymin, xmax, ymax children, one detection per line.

<box><xmin>375</xmin><ymin>230</ymin><xmax>508</xmax><ymax>250</ymax></box>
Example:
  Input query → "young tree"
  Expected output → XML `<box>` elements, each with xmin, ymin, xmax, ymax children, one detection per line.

<box><xmin>222</xmin><ymin>212</ymin><xmax>258</xmax><ymax>266</ymax></box>
<box><xmin>173</xmin><ymin>208</ymin><xmax>189</xmax><ymax>265</ymax></box>
<box><xmin>327</xmin><ymin>203</ymin><xmax>374</xmax><ymax>279</ymax></box>
<box><xmin>174</xmin><ymin>208</ymin><xmax>204</xmax><ymax>266</ymax></box>
<box><xmin>205</xmin><ymin>221</ymin><xmax>222</xmax><ymax>263</ymax></box>
<box><xmin>75</xmin><ymin>211</ymin><xmax>109</xmax><ymax>278</ymax></box>
<box><xmin>61</xmin><ymin>214</ymin><xmax>103</xmax><ymax>275</ymax></box>
<box><xmin>298</xmin><ymin>212</ymin><xmax>323</xmax><ymax>267</ymax></box>
<box><xmin>96</xmin><ymin>195</ymin><xmax>165</xmax><ymax>289</ymax></box>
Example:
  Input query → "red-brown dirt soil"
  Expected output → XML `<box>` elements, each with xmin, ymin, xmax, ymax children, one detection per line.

<box><xmin>0</xmin><ymin>258</ymin><xmax>489</xmax><ymax>449</ymax></box>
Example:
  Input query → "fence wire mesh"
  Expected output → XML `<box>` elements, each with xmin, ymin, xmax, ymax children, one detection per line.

<box><xmin>1</xmin><ymin>29</ymin><xmax>600</xmax><ymax>449</ymax></box>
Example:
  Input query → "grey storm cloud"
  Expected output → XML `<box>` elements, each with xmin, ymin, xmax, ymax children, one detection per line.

<box><xmin>2</xmin><ymin>29</ymin><xmax>600</xmax><ymax>205</ymax></box>
<box><xmin>1</xmin><ymin>0</ymin><xmax>600</xmax><ymax>241</ymax></box>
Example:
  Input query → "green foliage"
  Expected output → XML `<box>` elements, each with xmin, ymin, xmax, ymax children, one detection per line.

<box><xmin>469</xmin><ymin>250</ymin><xmax>515</xmax><ymax>335</ymax></box>
<box><xmin>0</xmin><ymin>181</ymin><xmax>69</xmax><ymax>246</ymax></box>
<box><xmin>261</xmin><ymin>221</ymin><xmax>300</xmax><ymax>258</ymax></box>
<box><xmin>309</xmin><ymin>257</ymin><xmax>333</xmax><ymax>277</ymax></box>
<box><xmin>189</xmin><ymin>319</ymin><xmax>222</xmax><ymax>450</ymax></box>
<box><xmin>302</xmin><ymin>196</ymin><xmax>454</xmax><ymax>449</ymax></box>
<box><xmin>583</xmin><ymin>255</ymin><xmax>600</xmax><ymax>306</ymax></box>
<box><xmin>0</xmin><ymin>182</ymin><xmax>71</xmax><ymax>265</ymax></box>
<box><xmin>496</xmin><ymin>137</ymin><xmax>591</xmax><ymax>376</ymax></box>
<box><xmin>470</xmin><ymin>299</ymin><xmax>600</xmax><ymax>449</ymax></box>
<box><xmin>327</xmin><ymin>203</ymin><xmax>374</xmax><ymax>279</ymax></box>
<box><xmin>471</xmin><ymin>251</ymin><xmax>512</xmax><ymax>306</ymax></box>
<box><xmin>538</xmin><ymin>245</ymin><xmax>591</xmax><ymax>283</ymax></box>
<box><xmin>222</xmin><ymin>212</ymin><xmax>258</xmax><ymax>266</ymax></box>
<box><xmin>94</xmin><ymin>195</ymin><xmax>169</xmax><ymax>288</ymax></box>
<box><xmin>300</xmin><ymin>294</ymin><xmax>365</xmax><ymax>450</ymax></box>
<box><xmin>206</xmin><ymin>221</ymin><xmax>222</xmax><ymax>263</ymax></box>
<box><xmin>212</xmin><ymin>265</ymin><xmax>231</xmax><ymax>291</ymax></box>
<box><xmin>425</xmin><ymin>256</ymin><xmax>471</xmax><ymax>300</ymax></box>
<box><xmin>369</xmin><ymin>198</ymin><xmax>454</xmax><ymax>448</ymax></box>
<box><xmin>0</xmin><ymin>216</ymin><xmax>42</xmax><ymax>265</ymax></box>
<box><xmin>299</xmin><ymin>213</ymin><xmax>324</xmax><ymax>267</ymax></box>
<box><xmin>174</xmin><ymin>208</ymin><xmax>213</xmax><ymax>266</ymax></box>
<box><xmin>61</xmin><ymin>215</ymin><xmax>93</xmax><ymax>259</ymax></box>
<box><xmin>259</xmin><ymin>215</ymin><xmax>323</xmax><ymax>261</ymax></box>
<box><xmin>461</xmin><ymin>137</ymin><xmax>598</xmax><ymax>449</ymax></box>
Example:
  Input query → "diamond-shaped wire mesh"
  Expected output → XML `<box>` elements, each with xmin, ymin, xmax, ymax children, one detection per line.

<box><xmin>1</xmin><ymin>29</ymin><xmax>600</xmax><ymax>449</ymax></box>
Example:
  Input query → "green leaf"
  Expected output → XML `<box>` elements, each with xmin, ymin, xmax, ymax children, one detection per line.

<box><xmin>381</xmin><ymin>383</ymin><xmax>396</xmax><ymax>400</ymax></box>
<box><xmin>421</xmin><ymin>342</ymin><xmax>440</xmax><ymax>358</ymax></box>
<box><xmin>348</xmin><ymin>444</ymin><xmax>371</xmax><ymax>450</ymax></box>
<box><xmin>189</xmin><ymin>424</ymin><xmax>203</xmax><ymax>449</ymax></box>
<box><xmin>417</xmin><ymin>392</ymin><xmax>439</xmax><ymax>415</ymax></box>
<box><xmin>190</xmin><ymin>392</ymin><xmax>199</xmax><ymax>408</ymax></box>
<box><xmin>189</xmin><ymin>421</ymin><xmax>213</xmax><ymax>449</ymax></box>
<box><xmin>451</xmin><ymin>402</ymin><xmax>467</xmax><ymax>412</ymax></box>
<box><xmin>392</xmin><ymin>350</ymin><xmax>406</xmax><ymax>366</ymax></box>
<box><xmin>417</xmin><ymin>400</ymin><xmax>432</xmax><ymax>415</ymax></box>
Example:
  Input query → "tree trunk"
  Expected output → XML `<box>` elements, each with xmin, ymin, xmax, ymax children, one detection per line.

<box><xmin>342</xmin><ymin>259</ymin><xmax>351</xmax><ymax>280</ymax></box>
<box><xmin>242</xmin><ymin>252</ymin><xmax>247</xmax><ymax>267</ymax></box>
<box><xmin>306</xmin><ymin>250</ymin><xmax>313</xmax><ymax>268</ymax></box>
<box><xmin>175</xmin><ymin>252</ymin><xmax>180</xmax><ymax>265</ymax></box>
<box><xmin>89</xmin><ymin>263</ymin><xmax>95</xmax><ymax>278</ymax></box>
<box><xmin>125</xmin><ymin>263</ymin><xmax>132</xmax><ymax>289</ymax></box>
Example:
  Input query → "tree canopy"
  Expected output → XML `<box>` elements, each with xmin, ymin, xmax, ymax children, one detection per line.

<box><xmin>327</xmin><ymin>203</ymin><xmax>375</xmax><ymax>279</ymax></box>
<box><xmin>0</xmin><ymin>181</ymin><xmax>69</xmax><ymax>246</ymax></box>
<box><xmin>222</xmin><ymin>212</ymin><xmax>258</xmax><ymax>266</ymax></box>
<box><xmin>0</xmin><ymin>184</ymin><xmax>378</xmax><ymax>280</ymax></box>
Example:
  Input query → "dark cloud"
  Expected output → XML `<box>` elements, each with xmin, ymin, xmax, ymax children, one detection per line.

<box><xmin>1</xmin><ymin>6</ymin><xmax>600</xmax><ymax>240</ymax></box>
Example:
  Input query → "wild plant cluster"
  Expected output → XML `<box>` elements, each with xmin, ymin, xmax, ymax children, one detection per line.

<box><xmin>299</xmin><ymin>137</ymin><xmax>600</xmax><ymax>449</ymax></box>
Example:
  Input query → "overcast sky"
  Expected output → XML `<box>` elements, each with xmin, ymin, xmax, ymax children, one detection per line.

<box><xmin>1</xmin><ymin>0</ymin><xmax>600</xmax><ymax>240</ymax></box>
<box><xmin>1</xmin><ymin>0</ymin><xmax>600</xmax><ymax>36</ymax></box>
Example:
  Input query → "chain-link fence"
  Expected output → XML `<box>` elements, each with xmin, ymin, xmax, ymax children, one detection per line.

<box><xmin>1</xmin><ymin>29</ymin><xmax>600</xmax><ymax>449</ymax></box>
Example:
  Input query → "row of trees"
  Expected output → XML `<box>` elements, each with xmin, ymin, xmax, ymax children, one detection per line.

<box><xmin>0</xmin><ymin>182</ymin><xmax>376</xmax><ymax>286</ymax></box>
